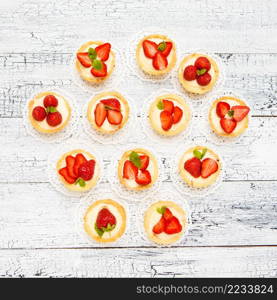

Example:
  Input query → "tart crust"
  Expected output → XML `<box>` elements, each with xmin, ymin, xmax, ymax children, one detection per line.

<box><xmin>178</xmin><ymin>53</ymin><xmax>219</xmax><ymax>94</ymax></box>
<box><xmin>118</xmin><ymin>148</ymin><xmax>158</xmax><ymax>191</ymax></box>
<box><xmin>28</xmin><ymin>91</ymin><xmax>71</xmax><ymax>134</ymax></box>
<box><xmin>87</xmin><ymin>91</ymin><xmax>130</xmax><ymax>134</ymax></box>
<box><xmin>136</xmin><ymin>34</ymin><xmax>177</xmax><ymax>76</ymax></box>
<box><xmin>84</xmin><ymin>199</ymin><xmax>126</xmax><ymax>243</ymax></box>
<box><xmin>56</xmin><ymin>149</ymin><xmax>100</xmax><ymax>192</ymax></box>
<box><xmin>178</xmin><ymin>146</ymin><xmax>222</xmax><ymax>188</ymax></box>
<box><xmin>148</xmin><ymin>93</ymin><xmax>191</xmax><ymax>136</ymax></box>
<box><xmin>209</xmin><ymin>96</ymin><xmax>249</xmax><ymax>138</ymax></box>
<box><xmin>144</xmin><ymin>201</ymin><xmax>187</xmax><ymax>245</ymax></box>
<box><xmin>75</xmin><ymin>41</ymin><xmax>115</xmax><ymax>84</ymax></box>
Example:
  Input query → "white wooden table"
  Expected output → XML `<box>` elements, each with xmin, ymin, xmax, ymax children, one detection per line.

<box><xmin>0</xmin><ymin>0</ymin><xmax>276</xmax><ymax>277</ymax></box>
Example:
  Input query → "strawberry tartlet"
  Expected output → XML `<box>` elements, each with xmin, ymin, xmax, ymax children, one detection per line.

<box><xmin>209</xmin><ymin>96</ymin><xmax>250</xmax><ymax>138</ymax></box>
<box><xmin>136</xmin><ymin>34</ymin><xmax>176</xmax><ymax>76</ymax></box>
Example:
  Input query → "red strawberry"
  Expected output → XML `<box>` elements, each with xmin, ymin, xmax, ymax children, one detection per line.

<box><xmin>139</xmin><ymin>155</ymin><xmax>149</xmax><ymax>171</ymax></box>
<box><xmin>46</xmin><ymin>111</ymin><xmax>62</xmax><ymax>127</ymax></box>
<box><xmin>43</xmin><ymin>95</ymin><xmax>58</xmax><ymax>108</ymax></box>
<box><xmin>142</xmin><ymin>40</ymin><xmax>158</xmax><ymax>58</ymax></box>
<box><xmin>164</xmin><ymin>216</ymin><xmax>182</xmax><ymax>234</ymax></box>
<box><xmin>216</xmin><ymin>101</ymin><xmax>230</xmax><ymax>118</ymax></box>
<box><xmin>95</xmin><ymin>43</ymin><xmax>111</xmax><ymax>61</ymax></box>
<box><xmin>107</xmin><ymin>110</ymin><xmax>123</xmax><ymax>125</ymax></box>
<box><xmin>163</xmin><ymin>99</ymin><xmax>174</xmax><ymax>114</ymax></box>
<box><xmin>78</xmin><ymin>160</ymin><xmax>95</xmax><ymax>181</ymax></box>
<box><xmin>100</xmin><ymin>98</ymin><xmax>121</xmax><ymax>111</ymax></box>
<box><xmin>91</xmin><ymin>61</ymin><xmax>107</xmax><ymax>77</ymax></box>
<box><xmin>158</xmin><ymin>41</ymin><xmax>172</xmax><ymax>57</ymax></box>
<box><xmin>160</xmin><ymin>110</ymin><xmax>173</xmax><ymax>131</ymax></box>
<box><xmin>94</xmin><ymin>102</ymin><xmax>107</xmax><ymax>127</ymax></box>
<box><xmin>163</xmin><ymin>208</ymin><xmax>173</xmax><ymax>221</ymax></box>
<box><xmin>66</xmin><ymin>155</ymin><xmax>77</xmax><ymax>179</ymax></box>
<box><xmin>77</xmin><ymin>52</ymin><xmax>91</xmax><ymax>68</ymax></box>
<box><xmin>201</xmin><ymin>158</ymin><xmax>218</xmax><ymax>179</ymax></box>
<box><xmin>220</xmin><ymin>118</ymin><xmax>237</xmax><ymax>134</ymax></box>
<box><xmin>152</xmin><ymin>216</ymin><xmax>166</xmax><ymax>234</ymax></box>
<box><xmin>197</xmin><ymin>73</ymin><xmax>212</xmax><ymax>86</ymax></box>
<box><xmin>231</xmin><ymin>106</ymin><xmax>250</xmax><ymax>122</ymax></box>
<box><xmin>194</xmin><ymin>56</ymin><xmax>211</xmax><ymax>71</ymax></box>
<box><xmin>59</xmin><ymin>167</ymin><xmax>76</xmax><ymax>184</ymax></box>
<box><xmin>73</xmin><ymin>153</ymin><xmax>87</xmax><ymax>176</ymax></box>
<box><xmin>172</xmin><ymin>106</ymin><xmax>183</xmax><ymax>124</ymax></box>
<box><xmin>183</xmin><ymin>65</ymin><xmax>197</xmax><ymax>81</ymax></box>
<box><xmin>153</xmin><ymin>52</ymin><xmax>168</xmax><ymax>70</ymax></box>
<box><xmin>32</xmin><ymin>106</ymin><xmax>46</xmax><ymax>121</ymax></box>
<box><xmin>184</xmin><ymin>157</ymin><xmax>201</xmax><ymax>178</ymax></box>
<box><xmin>123</xmin><ymin>160</ymin><xmax>138</xmax><ymax>179</ymax></box>
<box><xmin>135</xmin><ymin>170</ymin><xmax>152</xmax><ymax>185</ymax></box>
<box><xmin>96</xmin><ymin>208</ymin><xmax>116</xmax><ymax>229</ymax></box>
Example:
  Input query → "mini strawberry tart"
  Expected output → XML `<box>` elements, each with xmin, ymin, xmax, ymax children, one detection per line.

<box><xmin>179</xmin><ymin>146</ymin><xmax>221</xmax><ymax>188</ymax></box>
<box><xmin>28</xmin><ymin>91</ymin><xmax>71</xmax><ymax>133</ymax></box>
<box><xmin>57</xmin><ymin>149</ymin><xmax>100</xmax><ymax>192</ymax></box>
<box><xmin>144</xmin><ymin>201</ymin><xmax>187</xmax><ymax>245</ymax></box>
<box><xmin>87</xmin><ymin>91</ymin><xmax>129</xmax><ymax>134</ymax></box>
<box><xmin>136</xmin><ymin>34</ymin><xmax>176</xmax><ymax>76</ymax></box>
<box><xmin>148</xmin><ymin>93</ymin><xmax>191</xmax><ymax>136</ymax></box>
<box><xmin>209</xmin><ymin>96</ymin><xmax>250</xmax><ymax>137</ymax></box>
<box><xmin>178</xmin><ymin>54</ymin><xmax>219</xmax><ymax>94</ymax></box>
<box><xmin>84</xmin><ymin>199</ymin><xmax>126</xmax><ymax>243</ymax></box>
<box><xmin>76</xmin><ymin>41</ymin><xmax>115</xmax><ymax>83</ymax></box>
<box><xmin>118</xmin><ymin>148</ymin><xmax>158</xmax><ymax>190</ymax></box>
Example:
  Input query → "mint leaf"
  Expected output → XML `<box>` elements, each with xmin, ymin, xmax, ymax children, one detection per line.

<box><xmin>196</xmin><ymin>68</ymin><xmax>207</xmax><ymax>76</ymax></box>
<box><xmin>157</xmin><ymin>100</ymin><xmax>164</xmax><ymax>110</ymax></box>
<box><xmin>157</xmin><ymin>41</ymin><xmax>166</xmax><ymax>52</ymax></box>
<box><xmin>88</xmin><ymin>47</ymin><xmax>97</xmax><ymax>62</ymax></box>
<box><xmin>129</xmin><ymin>151</ymin><xmax>141</xmax><ymax>168</ymax></box>
<box><xmin>92</xmin><ymin>59</ymin><xmax>103</xmax><ymax>70</ymax></box>
<box><xmin>157</xmin><ymin>206</ymin><xmax>166</xmax><ymax>215</ymax></box>
<box><xmin>102</xmin><ymin>223</ymin><xmax>116</xmax><ymax>232</ymax></box>
<box><xmin>94</xmin><ymin>223</ymin><xmax>104</xmax><ymax>237</ymax></box>
<box><xmin>75</xmin><ymin>178</ymin><xmax>86</xmax><ymax>187</ymax></box>
<box><xmin>193</xmin><ymin>149</ymin><xmax>202</xmax><ymax>159</ymax></box>
<box><xmin>228</xmin><ymin>110</ymin><xmax>234</xmax><ymax>117</ymax></box>
<box><xmin>201</xmin><ymin>148</ymin><xmax>207</xmax><ymax>159</ymax></box>
<box><xmin>46</xmin><ymin>106</ymin><xmax>57</xmax><ymax>113</ymax></box>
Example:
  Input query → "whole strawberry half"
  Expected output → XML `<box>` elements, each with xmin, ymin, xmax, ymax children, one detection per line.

<box><xmin>157</xmin><ymin>41</ymin><xmax>173</xmax><ymax>57</ymax></box>
<box><xmin>46</xmin><ymin>111</ymin><xmax>62</xmax><ymax>127</ymax></box>
<box><xmin>73</xmin><ymin>153</ymin><xmax>87</xmax><ymax>177</ymax></box>
<box><xmin>220</xmin><ymin>118</ymin><xmax>237</xmax><ymax>134</ymax></box>
<box><xmin>231</xmin><ymin>105</ymin><xmax>250</xmax><ymax>122</ymax></box>
<box><xmin>183</xmin><ymin>65</ymin><xmax>197</xmax><ymax>81</ymax></box>
<box><xmin>216</xmin><ymin>101</ymin><xmax>230</xmax><ymax>118</ymax></box>
<box><xmin>59</xmin><ymin>167</ymin><xmax>76</xmax><ymax>184</ymax></box>
<box><xmin>152</xmin><ymin>216</ymin><xmax>166</xmax><ymax>234</ymax></box>
<box><xmin>163</xmin><ymin>99</ymin><xmax>174</xmax><ymax>114</ymax></box>
<box><xmin>135</xmin><ymin>169</ymin><xmax>152</xmax><ymax>185</ymax></box>
<box><xmin>160</xmin><ymin>110</ymin><xmax>173</xmax><ymax>131</ymax></box>
<box><xmin>100</xmin><ymin>98</ymin><xmax>121</xmax><ymax>111</ymax></box>
<box><xmin>123</xmin><ymin>160</ymin><xmax>138</xmax><ymax>180</ymax></box>
<box><xmin>91</xmin><ymin>61</ymin><xmax>107</xmax><ymax>77</ymax></box>
<box><xmin>96</xmin><ymin>208</ymin><xmax>116</xmax><ymax>229</ymax></box>
<box><xmin>107</xmin><ymin>109</ymin><xmax>123</xmax><ymax>125</ymax></box>
<box><xmin>196</xmin><ymin>72</ymin><xmax>211</xmax><ymax>86</ymax></box>
<box><xmin>77</xmin><ymin>52</ymin><xmax>91</xmax><ymax>68</ymax></box>
<box><xmin>139</xmin><ymin>155</ymin><xmax>149</xmax><ymax>171</ymax></box>
<box><xmin>194</xmin><ymin>56</ymin><xmax>211</xmax><ymax>72</ymax></box>
<box><xmin>142</xmin><ymin>40</ymin><xmax>158</xmax><ymax>58</ymax></box>
<box><xmin>32</xmin><ymin>106</ymin><xmax>46</xmax><ymax>121</ymax></box>
<box><xmin>66</xmin><ymin>155</ymin><xmax>77</xmax><ymax>179</ymax></box>
<box><xmin>164</xmin><ymin>216</ymin><xmax>182</xmax><ymax>234</ymax></box>
<box><xmin>94</xmin><ymin>102</ymin><xmax>107</xmax><ymax>127</ymax></box>
<box><xmin>78</xmin><ymin>160</ymin><xmax>95</xmax><ymax>181</ymax></box>
<box><xmin>43</xmin><ymin>95</ymin><xmax>58</xmax><ymax>108</ymax></box>
<box><xmin>184</xmin><ymin>157</ymin><xmax>201</xmax><ymax>178</ymax></box>
<box><xmin>153</xmin><ymin>52</ymin><xmax>168</xmax><ymax>70</ymax></box>
<box><xmin>95</xmin><ymin>43</ymin><xmax>111</xmax><ymax>61</ymax></box>
<box><xmin>201</xmin><ymin>158</ymin><xmax>218</xmax><ymax>178</ymax></box>
<box><xmin>172</xmin><ymin>106</ymin><xmax>183</xmax><ymax>124</ymax></box>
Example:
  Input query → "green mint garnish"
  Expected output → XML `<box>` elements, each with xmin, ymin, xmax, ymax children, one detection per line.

<box><xmin>88</xmin><ymin>47</ymin><xmax>97</xmax><ymax>62</ymax></box>
<box><xmin>92</xmin><ymin>59</ymin><xmax>103</xmax><ymax>70</ymax></box>
<box><xmin>196</xmin><ymin>68</ymin><xmax>207</xmax><ymax>76</ymax></box>
<box><xmin>157</xmin><ymin>41</ymin><xmax>166</xmax><ymax>52</ymax></box>
<box><xmin>157</xmin><ymin>206</ymin><xmax>166</xmax><ymax>215</ymax></box>
<box><xmin>75</xmin><ymin>178</ymin><xmax>86</xmax><ymax>187</ymax></box>
<box><xmin>157</xmin><ymin>100</ymin><xmax>164</xmax><ymax>110</ymax></box>
<box><xmin>102</xmin><ymin>223</ymin><xmax>116</xmax><ymax>232</ymax></box>
<box><xmin>129</xmin><ymin>151</ymin><xmax>141</xmax><ymax>168</ymax></box>
<box><xmin>227</xmin><ymin>110</ymin><xmax>234</xmax><ymax>117</ymax></box>
<box><xmin>193</xmin><ymin>148</ymin><xmax>207</xmax><ymax>160</ymax></box>
<box><xmin>94</xmin><ymin>223</ymin><xmax>104</xmax><ymax>237</ymax></box>
<box><xmin>46</xmin><ymin>106</ymin><xmax>57</xmax><ymax>113</ymax></box>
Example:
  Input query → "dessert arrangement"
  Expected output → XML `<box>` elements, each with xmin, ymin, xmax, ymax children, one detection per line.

<box><xmin>25</xmin><ymin>32</ymin><xmax>251</xmax><ymax>245</ymax></box>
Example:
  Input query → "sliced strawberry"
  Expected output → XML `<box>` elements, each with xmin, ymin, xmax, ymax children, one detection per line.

<box><xmin>158</xmin><ymin>41</ymin><xmax>172</xmax><ymax>57</ymax></box>
<box><xmin>172</xmin><ymin>106</ymin><xmax>183</xmax><ymax>124</ymax></box>
<box><xmin>201</xmin><ymin>158</ymin><xmax>218</xmax><ymax>179</ymax></box>
<box><xmin>153</xmin><ymin>52</ymin><xmax>168</xmax><ymax>70</ymax></box>
<box><xmin>96</xmin><ymin>208</ymin><xmax>116</xmax><ymax>229</ymax></box>
<box><xmin>194</xmin><ymin>56</ymin><xmax>211</xmax><ymax>72</ymax></box>
<box><xmin>43</xmin><ymin>95</ymin><xmax>58</xmax><ymax>108</ymax></box>
<box><xmin>216</xmin><ymin>101</ymin><xmax>230</xmax><ymax>118</ymax></box>
<box><xmin>160</xmin><ymin>110</ymin><xmax>173</xmax><ymax>131</ymax></box>
<box><xmin>135</xmin><ymin>170</ymin><xmax>152</xmax><ymax>185</ymax></box>
<box><xmin>142</xmin><ymin>40</ymin><xmax>158</xmax><ymax>58</ymax></box>
<box><xmin>77</xmin><ymin>52</ymin><xmax>91</xmax><ymax>68</ymax></box>
<box><xmin>123</xmin><ymin>160</ymin><xmax>138</xmax><ymax>180</ymax></box>
<box><xmin>184</xmin><ymin>157</ymin><xmax>201</xmax><ymax>178</ymax></box>
<box><xmin>163</xmin><ymin>99</ymin><xmax>174</xmax><ymax>114</ymax></box>
<box><xmin>183</xmin><ymin>65</ymin><xmax>197</xmax><ymax>81</ymax></box>
<box><xmin>231</xmin><ymin>106</ymin><xmax>250</xmax><ymax>122</ymax></box>
<box><xmin>32</xmin><ymin>106</ymin><xmax>46</xmax><ymax>121</ymax></box>
<box><xmin>107</xmin><ymin>110</ymin><xmax>123</xmax><ymax>125</ymax></box>
<box><xmin>78</xmin><ymin>160</ymin><xmax>95</xmax><ymax>181</ymax></box>
<box><xmin>95</xmin><ymin>43</ymin><xmax>111</xmax><ymax>61</ymax></box>
<box><xmin>139</xmin><ymin>155</ymin><xmax>149</xmax><ymax>171</ymax></box>
<box><xmin>100</xmin><ymin>98</ymin><xmax>121</xmax><ymax>111</ymax></box>
<box><xmin>66</xmin><ymin>155</ymin><xmax>77</xmax><ymax>179</ymax></box>
<box><xmin>59</xmin><ymin>167</ymin><xmax>76</xmax><ymax>184</ymax></box>
<box><xmin>73</xmin><ymin>153</ymin><xmax>87</xmax><ymax>177</ymax></box>
<box><xmin>46</xmin><ymin>112</ymin><xmax>62</xmax><ymax>127</ymax></box>
<box><xmin>163</xmin><ymin>208</ymin><xmax>173</xmax><ymax>221</ymax></box>
<box><xmin>91</xmin><ymin>61</ymin><xmax>107</xmax><ymax>77</ymax></box>
<box><xmin>164</xmin><ymin>216</ymin><xmax>182</xmax><ymax>234</ymax></box>
<box><xmin>220</xmin><ymin>118</ymin><xmax>237</xmax><ymax>134</ymax></box>
<box><xmin>196</xmin><ymin>72</ymin><xmax>212</xmax><ymax>86</ymax></box>
<box><xmin>152</xmin><ymin>216</ymin><xmax>166</xmax><ymax>234</ymax></box>
<box><xmin>94</xmin><ymin>102</ymin><xmax>107</xmax><ymax>127</ymax></box>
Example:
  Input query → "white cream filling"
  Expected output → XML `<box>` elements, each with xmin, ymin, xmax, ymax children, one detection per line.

<box><xmin>31</xmin><ymin>94</ymin><xmax>69</xmax><ymax>130</ymax></box>
<box><xmin>210</xmin><ymin>99</ymin><xmax>248</xmax><ymax>135</ymax></box>
<box><xmin>85</xmin><ymin>203</ymin><xmax>123</xmax><ymax>239</ymax></box>
<box><xmin>138</xmin><ymin>38</ymin><xmax>174</xmax><ymax>70</ymax></box>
